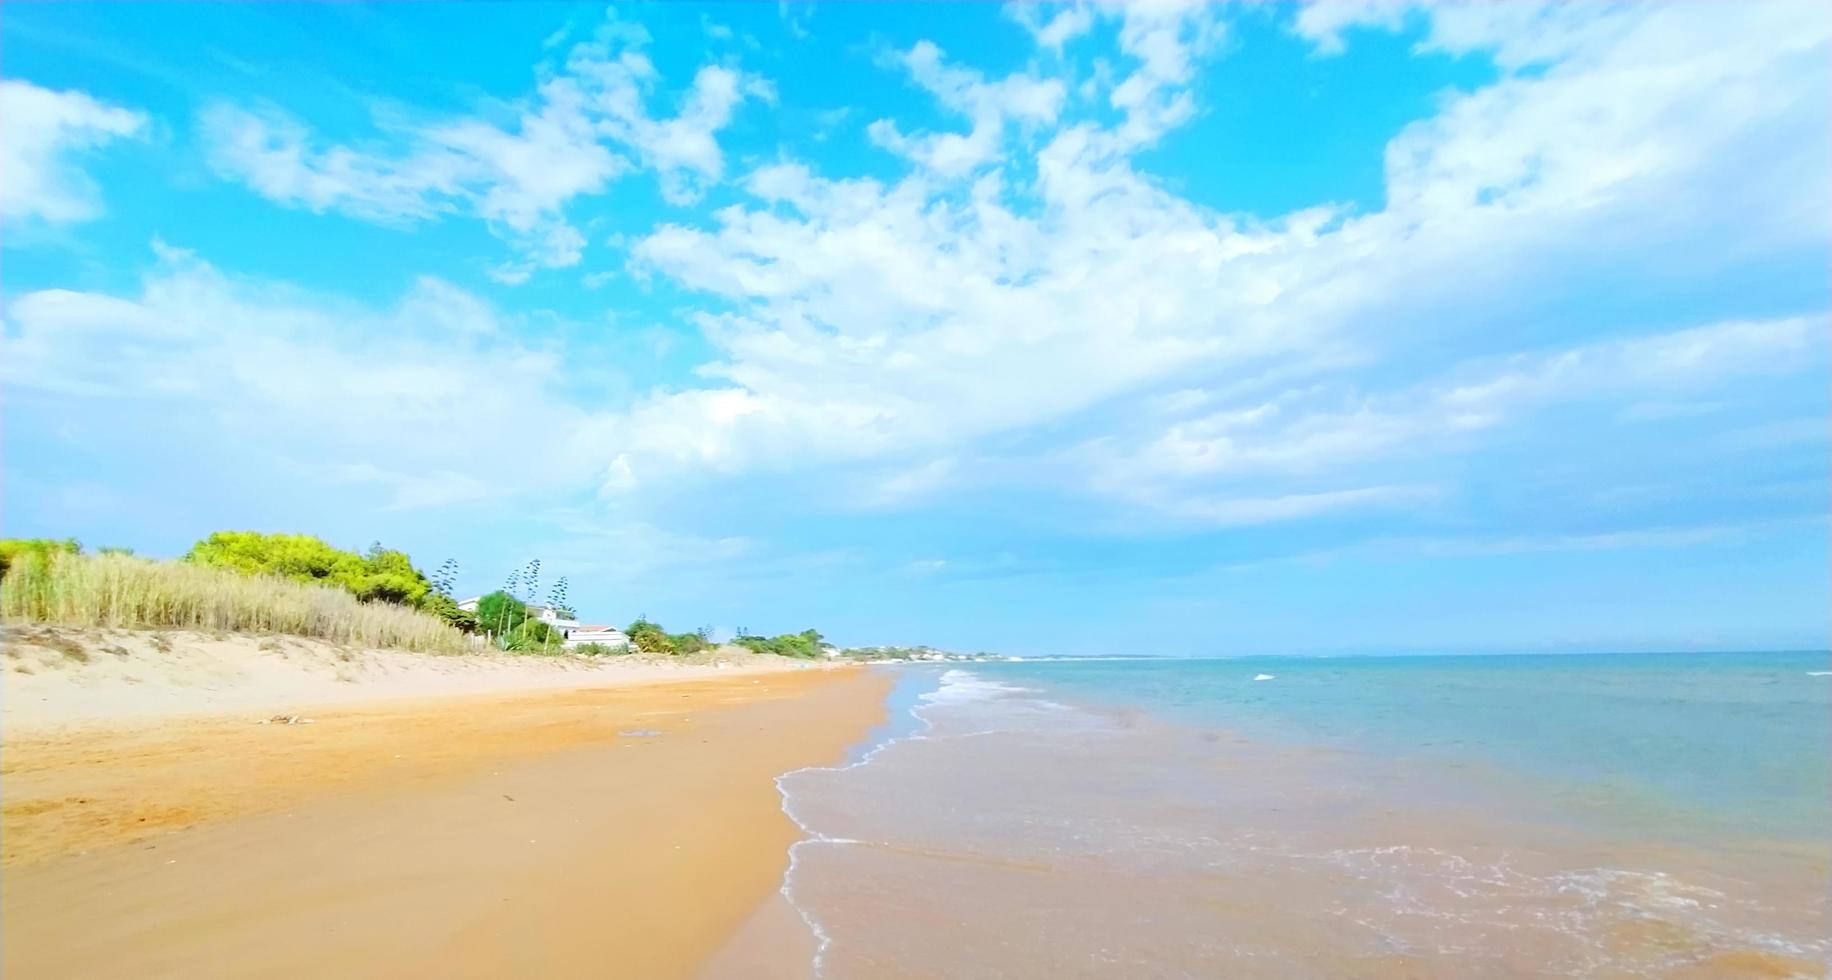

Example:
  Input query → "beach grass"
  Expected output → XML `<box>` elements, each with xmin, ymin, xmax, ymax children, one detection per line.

<box><xmin>0</xmin><ymin>551</ymin><xmax>469</xmax><ymax>654</ymax></box>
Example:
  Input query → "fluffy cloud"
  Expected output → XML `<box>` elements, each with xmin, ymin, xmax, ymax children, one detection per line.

<box><xmin>201</xmin><ymin>17</ymin><xmax>769</xmax><ymax>273</ymax></box>
<box><xmin>16</xmin><ymin>2</ymin><xmax>1826</xmax><ymax>544</ymax></box>
<box><xmin>602</xmin><ymin>0</ymin><xmax>1827</xmax><ymax>532</ymax></box>
<box><xmin>1</xmin><ymin>243</ymin><xmax>609</xmax><ymax>510</ymax></box>
<box><xmin>0</xmin><ymin>80</ymin><xmax>147</xmax><ymax>225</ymax></box>
<box><xmin>868</xmin><ymin>41</ymin><xmax>1067</xmax><ymax>176</ymax></box>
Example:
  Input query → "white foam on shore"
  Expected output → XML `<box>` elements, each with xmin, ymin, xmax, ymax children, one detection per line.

<box><xmin>773</xmin><ymin>668</ymin><xmax>975</xmax><ymax>976</ymax></box>
<box><xmin>770</xmin><ymin>666</ymin><xmax>1063</xmax><ymax>976</ymax></box>
<box><xmin>920</xmin><ymin>668</ymin><xmax>1035</xmax><ymax>704</ymax></box>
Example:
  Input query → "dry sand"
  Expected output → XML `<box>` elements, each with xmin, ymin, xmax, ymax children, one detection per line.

<box><xmin>1</xmin><ymin>628</ymin><xmax>893</xmax><ymax>979</ymax></box>
<box><xmin>1</xmin><ymin>626</ymin><xmax>841</xmax><ymax>728</ymax></box>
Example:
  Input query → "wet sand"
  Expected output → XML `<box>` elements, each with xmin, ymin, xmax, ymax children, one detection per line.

<box><xmin>776</xmin><ymin>673</ymin><xmax>1831</xmax><ymax>979</ymax></box>
<box><xmin>1</xmin><ymin>666</ymin><xmax>893</xmax><ymax>978</ymax></box>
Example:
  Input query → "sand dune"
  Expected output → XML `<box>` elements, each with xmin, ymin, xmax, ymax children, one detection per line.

<box><xmin>1</xmin><ymin>626</ymin><xmax>838</xmax><ymax>728</ymax></box>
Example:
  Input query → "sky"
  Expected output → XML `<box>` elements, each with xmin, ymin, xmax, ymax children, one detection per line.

<box><xmin>2</xmin><ymin>0</ymin><xmax>1827</xmax><ymax>656</ymax></box>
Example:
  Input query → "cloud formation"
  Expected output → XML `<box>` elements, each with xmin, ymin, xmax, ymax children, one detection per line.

<box><xmin>2</xmin><ymin>243</ymin><xmax>608</xmax><ymax>510</ymax></box>
<box><xmin>201</xmin><ymin>17</ymin><xmax>769</xmax><ymax>276</ymax></box>
<box><xmin>0</xmin><ymin>80</ymin><xmax>148</xmax><ymax>224</ymax></box>
<box><xmin>605</xmin><ymin>0</ymin><xmax>1828</xmax><ymax>529</ymax></box>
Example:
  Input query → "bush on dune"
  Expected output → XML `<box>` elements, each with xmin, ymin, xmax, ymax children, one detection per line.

<box><xmin>186</xmin><ymin>532</ymin><xmax>435</xmax><ymax>607</ymax></box>
<box><xmin>185</xmin><ymin>531</ymin><xmax>478</xmax><ymax>633</ymax></box>
<box><xmin>626</xmin><ymin>618</ymin><xmax>675</xmax><ymax>654</ymax></box>
<box><xmin>733</xmin><ymin>629</ymin><xmax>828</xmax><ymax>659</ymax></box>
<box><xmin>0</xmin><ymin>550</ymin><xmax>469</xmax><ymax>654</ymax></box>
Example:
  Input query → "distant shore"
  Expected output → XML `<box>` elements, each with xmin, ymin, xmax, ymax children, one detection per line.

<box><xmin>1</xmin><ymin>627</ymin><xmax>892</xmax><ymax>978</ymax></box>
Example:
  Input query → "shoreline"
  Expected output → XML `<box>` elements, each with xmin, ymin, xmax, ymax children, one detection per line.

<box><xmin>1</xmin><ymin>630</ymin><xmax>894</xmax><ymax>978</ymax></box>
<box><xmin>762</xmin><ymin>662</ymin><xmax>1831</xmax><ymax>978</ymax></box>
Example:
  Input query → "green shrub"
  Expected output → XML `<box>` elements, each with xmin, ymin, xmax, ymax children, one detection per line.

<box><xmin>733</xmin><ymin>629</ymin><xmax>828</xmax><ymax>659</ymax></box>
<box><xmin>419</xmin><ymin>592</ymin><xmax>479</xmax><ymax>634</ymax></box>
<box><xmin>571</xmin><ymin>642</ymin><xmax>626</xmax><ymax>656</ymax></box>
<box><xmin>626</xmin><ymin>618</ymin><xmax>675</xmax><ymax>654</ymax></box>
<box><xmin>502</xmin><ymin>618</ymin><xmax>564</xmax><ymax>653</ymax></box>
<box><xmin>185</xmin><ymin>532</ymin><xmax>436</xmax><ymax>609</ymax></box>
<box><xmin>473</xmin><ymin>590</ymin><xmax>530</xmax><ymax>638</ymax></box>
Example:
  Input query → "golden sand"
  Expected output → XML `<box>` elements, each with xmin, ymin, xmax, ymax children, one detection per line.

<box><xmin>1</xmin><ymin>667</ymin><xmax>892</xmax><ymax>978</ymax></box>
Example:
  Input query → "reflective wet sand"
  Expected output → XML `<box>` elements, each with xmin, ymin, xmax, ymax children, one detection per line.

<box><xmin>776</xmin><ymin>675</ymin><xmax>1829</xmax><ymax>978</ymax></box>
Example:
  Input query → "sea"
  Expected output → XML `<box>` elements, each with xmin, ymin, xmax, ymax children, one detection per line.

<box><xmin>770</xmin><ymin>652</ymin><xmax>1831</xmax><ymax>978</ymax></box>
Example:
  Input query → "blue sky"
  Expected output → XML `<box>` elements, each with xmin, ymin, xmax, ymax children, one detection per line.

<box><xmin>3</xmin><ymin>0</ymin><xmax>1827</xmax><ymax>655</ymax></box>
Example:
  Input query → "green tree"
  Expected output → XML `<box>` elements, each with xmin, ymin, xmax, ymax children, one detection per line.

<box><xmin>187</xmin><ymin>531</ymin><xmax>365</xmax><ymax>585</ymax></box>
<box><xmin>419</xmin><ymin>592</ymin><xmax>480</xmax><ymax>634</ymax></box>
<box><xmin>733</xmin><ymin>628</ymin><xmax>829</xmax><ymax>659</ymax></box>
<box><xmin>185</xmin><ymin>532</ymin><xmax>435</xmax><ymax>609</ymax></box>
<box><xmin>356</xmin><ymin>543</ymin><xmax>431</xmax><ymax>606</ymax></box>
<box><xmin>626</xmin><ymin>618</ymin><xmax>675</xmax><ymax>654</ymax></box>
<box><xmin>475</xmin><ymin>590</ymin><xmax>531</xmax><ymax>639</ymax></box>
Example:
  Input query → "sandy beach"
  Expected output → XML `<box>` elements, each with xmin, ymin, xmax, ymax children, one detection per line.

<box><xmin>1</xmin><ymin>628</ymin><xmax>892</xmax><ymax>978</ymax></box>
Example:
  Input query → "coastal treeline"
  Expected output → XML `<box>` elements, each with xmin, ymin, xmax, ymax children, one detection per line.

<box><xmin>617</xmin><ymin>621</ymin><xmax>832</xmax><ymax>659</ymax></box>
<box><xmin>1</xmin><ymin>533</ymin><xmax>846</xmax><ymax>660</ymax></box>
<box><xmin>0</xmin><ymin>541</ymin><xmax>468</xmax><ymax>653</ymax></box>
<box><xmin>184</xmin><ymin>531</ymin><xmax>480</xmax><ymax>634</ymax></box>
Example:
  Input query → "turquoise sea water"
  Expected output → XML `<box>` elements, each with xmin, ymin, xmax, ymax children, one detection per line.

<box><xmin>766</xmin><ymin>653</ymin><xmax>1832</xmax><ymax>976</ymax></box>
<box><xmin>963</xmin><ymin>651</ymin><xmax>1832</xmax><ymax>840</ymax></box>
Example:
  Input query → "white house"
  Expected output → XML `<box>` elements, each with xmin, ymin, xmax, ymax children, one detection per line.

<box><xmin>456</xmin><ymin>597</ymin><xmax>627</xmax><ymax>650</ymax></box>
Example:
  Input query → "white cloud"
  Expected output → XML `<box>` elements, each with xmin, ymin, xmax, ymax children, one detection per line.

<box><xmin>1</xmin><ymin>243</ymin><xmax>610</xmax><ymax>509</ymax></box>
<box><xmin>868</xmin><ymin>41</ymin><xmax>1066</xmax><ymax>177</ymax></box>
<box><xmin>1072</xmin><ymin>316</ymin><xmax>1826</xmax><ymax>515</ymax></box>
<box><xmin>701</xmin><ymin>14</ymin><xmax>735</xmax><ymax>42</ymax></box>
<box><xmin>1292</xmin><ymin>0</ymin><xmax>1416</xmax><ymax>55</ymax></box>
<box><xmin>1107</xmin><ymin>0</ymin><xmax>1226</xmax><ymax>146</ymax></box>
<box><xmin>1132</xmin><ymin>484</ymin><xmax>1439</xmax><ymax>528</ymax></box>
<box><xmin>598</xmin><ymin>0</ymin><xmax>1825</xmax><ymax>524</ymax></box>
<box><xmin>15</xmin><ymin>3</ymin><xmax>1823</xmax><ymax>551</ymax></box>
<box><xmin>201</xmin><ymin>15</ymin><xmax>768</xmax><ymax>271</ymax></box>
<box><xmin>1008</xmin><ymin>3</ymin><xmax>1097</xmax><ymax>51</ymax></box>
<box><xmin>0</xmin><ymin>80</ymin><xmax>147</xmax><ymax>225</ymax></box>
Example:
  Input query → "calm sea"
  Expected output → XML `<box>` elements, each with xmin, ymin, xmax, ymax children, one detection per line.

<box><xmin>771</xmin><ymin>652</ymin><xmax>1831</xmax><ymax>978</ymax></box>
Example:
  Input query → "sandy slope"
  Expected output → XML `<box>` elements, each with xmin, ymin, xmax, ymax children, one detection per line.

<box><xmin>1</xmin><ymin>625</ymin><xmax>837</xmax><ymax>729</ymax></box>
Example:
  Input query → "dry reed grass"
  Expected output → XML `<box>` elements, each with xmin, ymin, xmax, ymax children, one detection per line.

<box><xmin>0</xmin><ymin>551</ymin><xmax>469</xmax><ymax>654</ymax></box>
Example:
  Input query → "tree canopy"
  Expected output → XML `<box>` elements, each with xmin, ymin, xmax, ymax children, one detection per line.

<box><xmin>733</xmin><ymin>629</ymin><xmax>827</xmax><ymax>659</ymax></box>
<box><xmin>183</xmin><ymin>531</ymin><xmax>477</xmax><ymax>631</ymax></box>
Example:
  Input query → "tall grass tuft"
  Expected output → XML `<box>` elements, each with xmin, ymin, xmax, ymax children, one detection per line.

<box><xmin>0</xmin><ymin>551</ymin><xmax>470</xmax><ymax>654</ymax></box>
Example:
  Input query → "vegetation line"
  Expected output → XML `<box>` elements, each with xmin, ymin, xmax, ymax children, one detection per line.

<box><xmin>0</xmin><ymin>535</ymin><xmax>972</xmax><ymax>661</ymax></box>
<box><xmin>0</xmin><ymin>548</ymin><xmax>469</xmax><ymax>654</ymax></box>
